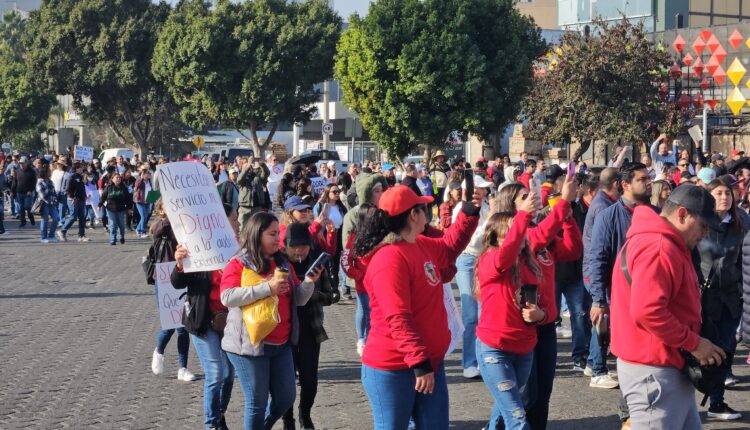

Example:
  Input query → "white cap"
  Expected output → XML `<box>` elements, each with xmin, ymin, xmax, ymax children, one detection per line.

<box><xmin>327</xmin><ymin>160</ymin><xmax>336</xmax><ymax>167</ymax></box>
<box><xmin>463</xmin><ymin>175</ymin><xmax>494</xmax><ymax>189</ymax></box>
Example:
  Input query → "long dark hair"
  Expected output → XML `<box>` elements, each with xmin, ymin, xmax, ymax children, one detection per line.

<box><xmin>276</xmin><ymin>173</ymin><xmax>295</xmax><ymax>208</ymax></box>
<box><xmin>337</xmin><ymin>172</ymin><xmax>352</xmax><ymax>193</ymax></box>
<box><xmin>296</xmin><ymin>177</ymin><xmax>312</xmax><ymax>197</ymax></box>
<box><xmin>706</xmin><ymin>180</ymin><xmax>742</xmax><ymax>233</ymax></box>
<box><xmin>353</xmin><ymin>203</ymin><xmax>374</xmax><ymax>235</ymax></box>
<box><xmin>355</xmin><ymin>207</ymin><xmax>415</xmax><ymax>257</ymax></box>
<box><xmin>241</xmin><ymin>212</ymin><xmax>282</xmax><ymax>275</ymax></box>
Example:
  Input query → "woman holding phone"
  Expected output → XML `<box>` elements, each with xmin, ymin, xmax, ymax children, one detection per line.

<box><xmin>475</xmin><ymin>193</ymin><xmax>548</xmax><ymax>430</ymax></box>
<box><xmin>354</xmin><ymin>185</ymin><xmax>481</xmax><ymax>429</ymax></box>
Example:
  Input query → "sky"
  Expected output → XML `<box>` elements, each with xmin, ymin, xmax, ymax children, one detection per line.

<box><xmin>160</xmin><ymin>0</ymin><xmax>371</xmax><ymax>20</ymax></box>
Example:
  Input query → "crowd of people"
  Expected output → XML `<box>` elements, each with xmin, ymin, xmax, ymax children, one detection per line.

<box><xmin>2</xmin><ymin>135</ymin><xmax>750</xmax><ymax>430</ymax></box>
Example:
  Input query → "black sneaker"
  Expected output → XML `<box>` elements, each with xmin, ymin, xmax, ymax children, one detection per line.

<box><xmin>573</xmin><ymin>360</ymin><xmax>587</xmax><ymax>372</ymax></box>
<box><xmin>120</xmin><ymin>237</ymin><xmax>125</xmax><ymax>244</ymax></box>
<box><xmin>217</xmin><ymin>415</ymin><xmax>229</xmax><ymax>430</ymax></box>
<box><xmin>18</xmin><ymin>223</ymin><xmax>26</xmax><ymax>228</ymax></box>
<box><xmin>110</xmin><ymin>241</ymin><xmax>116</xmax><ymax>246</ymax></box>
<box><xmin>708</xmin><ymin>402</ymin><xmax>742</xmax><ymax>420</ymax></box>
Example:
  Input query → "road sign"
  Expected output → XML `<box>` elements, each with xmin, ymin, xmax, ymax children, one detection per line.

<box><xmin>192</xmin><ymin>136</ymin><xmax>205</xmax><ymax>149</ymax></box>
<box><xmin>322</xmin><ymin>122</ymin><xmax>333</xmax><ymax>136</ymax></box>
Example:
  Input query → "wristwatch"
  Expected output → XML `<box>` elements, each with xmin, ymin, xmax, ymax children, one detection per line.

<box><xmin>592</xmin><ymin>301</ymin><xmax>608</xmax><ymax>308</ymax></box>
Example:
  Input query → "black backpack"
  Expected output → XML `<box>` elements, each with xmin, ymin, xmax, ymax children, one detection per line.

<box><xmin>142</xmin><ymin>236</ymin><xmax>171</xmax><ymax>285</ymax></box>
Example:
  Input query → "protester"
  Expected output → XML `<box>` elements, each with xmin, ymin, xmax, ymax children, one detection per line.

<box><xmin>354</xmin><ymin>185</ymin><xmax>480</xmax><ymax>429</ymax></box>
<box><xmin>453</xmin><ymin>175</ymin><xmax>494</xmax><ymax>379</ymax></box>
<box><xmin>0</xmin><ymin>164</ymin><xmax>7</xmax><ymax>235</ymax></box>
<box><xmin>57</xmin><ymin>162</ymin><xmax>89</xmax><ymax>242</ymax></box>
<box><xmin>611</xmin><ymin>184</ymin><xmax>726</xmax><ymax>429</ymax></box>
<box><xmin>237</xmin><ymin>160</ymin><xmax>271</xmax><ymax>230</ymax></box>
<box><xmin>438</xmin><ymin>182</ymin><xmax>462</xmax><ymax>229</ymax></box>
<box><xmin>650</xmin><ymin>179</ymin><xmax>672</xmax><ymax>208</ymax></box>
<box><xmin>220</xmin><ymin>212</ymin><xmax>323</xmax><ymax>429</ymax></box>
<box><xmin>172</xmin><ymin>240</ymin><xmax>234</xmax><ymax>430</ymax></box>
<box><xmin>280</xmin><ymin>195</ymin><xmax>337</xmax><ymax>257</ymax></box>
<box><xmin>98</xmin><ymin>173</ymin><xmax>129</xmax><ymax>245</ymax></box>
<box><xmin>133</xmin><ymin>166</ymin><xmax>154</xmax><ymax>238</ymax></box>
<box><xmin>149</xmin><ymin>201</ymin><xmax>196</xmax><ymax>382</ymax></box>
<box><xmin>15</xmin><ymin>156</ymin><xmax>37</xmax><ymax>227</ymax></box>
<box><xmin>695</xmin><ymin>180</ymin><xmax>745</xmax><ymax>419</ymax></box>
<box><xmin>36</xmin><ymin>163</ymin><xmax>59</xmax><ymax>243</ymax></box>
<box><xmin>281</xmin><ymin>222</ymin><xmax>336</xmax><ymax>430</ymax></box>
<box><xmin>650</xmin><ymin>133</ymin><xmax>678</xmax><ymax>175</ymax></box>
<box><xmin>493</xmin><ymin>174</ymin><xmax>581</xmax><ymax>429</ymax></box>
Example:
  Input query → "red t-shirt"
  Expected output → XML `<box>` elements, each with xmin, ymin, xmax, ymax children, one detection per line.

<box><xmin>221</xmin><ymin>258</ymin><xmax>292</xmax><ymax>345</ymax></box>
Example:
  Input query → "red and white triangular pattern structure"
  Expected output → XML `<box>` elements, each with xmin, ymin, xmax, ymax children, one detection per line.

<box><xmin>673</xmin><ymin>34</ymin><xmax>686</xmax><ymax>53</ymax></box>
<box><xmin>693</xmin><ymin>36</ymin><xmax>707</xmax><ymax>55</ymax></box>
<box><xmin>712</xmin><ymin>65</ymin><xmax>726</xmax><ymax>86</ymax></box>
<box><xmin>683</xmin><ymin>53</ymin><xmax>694</xmax><ymax>66</ymax></box>
<box><xmin>707</xmin><ymin>34</ymin><xmax>721</xmax><ymax>54</ymax></box>
<box><xmin>729</xmin><ymin>29</ymin><xmax>744</xmax><ymax>49</ymax></box>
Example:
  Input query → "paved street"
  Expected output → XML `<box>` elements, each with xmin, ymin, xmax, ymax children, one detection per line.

<box><xmin>1</xmin><ymin>216</ymin><xmax>749</xmax><ymax>429</ymax></box>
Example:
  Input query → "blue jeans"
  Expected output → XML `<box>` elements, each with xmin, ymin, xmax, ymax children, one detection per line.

<box><xmin>555</xmin><ymin>280</ymin><xmax>591</xmax><ymax>363</ymax></box>
<box><xmin>191</xmin><ymin>330</ymin><xmax>234</xmax><ymax>430</ymax></box>
<box><xmin>355</xmin><ymin>291</ymin><xmax>371</xmax><ymax>342</ymax></box>
<box><xmin>0</xmin><ymin>201</ymin><xmax>5</xmax><ymax>233</ymax></box>
<box><xmin>135</xmin><ymin>202</ymin><xmax>152</xmax><ymax>234</ymax></box>
<box><xmin>57</xmin><ymin>192</ymin><xmax>68</xmax><ymax>219</ymax></box>
<box><xmin>156</xmin><ymin>328</ymin><xmax>189</xmax><ymax>368</ymax></box>
<box><xmin>17</xmin><ymin>193</ymin><xmax>33</xmax><ymax>224</ymax></box>
<box><xmin>708</xmin><ymin>306</ymin><xmax>741</xmax><ymax>407</ymax></box>
<box><xmin>39</xmin><ymin>204</ymin><xmax>59</xmax><ymax>240</ymax></box>
<box><xmin>86</xmin><ymin>205</ymin><xmax>96</xmax><ymax>225</ymax></box>
<box><xmin>362</xmin><ymin>363</ymin><xmax>449</xmax><ymax>430</ymax></box>
<box><xmin>524</xmin><ymin>323</ymin><xmax>557</xmax><ymax>430</ymax></box>
<box><xmin>476</xmin><ymin>339</ymin><xmax>533</xmax><ymax>430</ymax></box>
<box><xmin>584</xmin><ymin>281</ymin><xmax>609</xmax><ymax>377</ymax></box>
<box><xmin>61</xmin><ymin>199</ymin><xmax>86</xmax><ymax>237</ymax></box>
<box><xmin>9</xmin><ymin>194</ymin><xmax>17</xmax><ymax>216</ymax></box>
<box><xmin>456</xmin><ymin>253</ymin><xmax>479</xmax><ymax>369</ymax></box>
<box><xmin>107</xmin><ymin>209</ymin><xmax>126</xmax><ymax>243</ymax></box>
<box><xmin>227</xmin><ymin>343</ymin><xmax>296</xmax><ymax>430</ymax></box>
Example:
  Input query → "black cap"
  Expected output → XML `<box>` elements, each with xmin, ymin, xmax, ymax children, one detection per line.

<box><xmin>285</xmin><ymin>222</ymin><xmax>312</xmax><ymax>248</ymax></box>
<box><xmin>547</xmin><ymin>164</ymin><xmax>564</xmax><ymax>182</ymax></box>
<box><xmin>666</xmin><ymin>184</ymin><xmax>722</xmax><ymax>230</ymax></box>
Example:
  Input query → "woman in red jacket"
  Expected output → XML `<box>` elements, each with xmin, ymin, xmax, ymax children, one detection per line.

<box><xmin>494</xmin><ymin>177</ymin><xmax>583</xmax><ymax>429</ymax></box>
<box><xmin>279</xmin><ymin>195</ymin><xmax>337</xmax><ymax>255</ymax></box>
<box><xmin>475</xmin><ymin>193</ymin><xmax>546</xmax><ymax>430</ymax></box>
<box><xmin>354</xmin><ymin>185</ymin><xmax>481</xmax><ymax>430</ymax></box>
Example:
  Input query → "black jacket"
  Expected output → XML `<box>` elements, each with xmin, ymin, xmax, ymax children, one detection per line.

<box><xmin>741</xmin><ymin>230</ymin><xmax>750</xmax><ymax>345</ymax></box>
<box><xmin>66</xmin><ymin>173</ymin><xmax>86</xmax><ymax>201</ymax></box>
<box><xmin>697</xmin><ymin>217</ymin><xmax>745</xmax><ymax>321</ymax></box>
<box><xmin>99</xmin><ymin>184</ymin><xmax>130</xmax><ymax>212</ymax></box>
<box><xmin>555</xmin><ymin>200</ymin><xmax>588</xmax><ymax>283</ymax></box>
<box><xmin>220</xmin><ymin>180</ymin><xmax>240</xmax><ymax>210</ymax></box>
<box><xmin>16</xmin><ymin>167</ymin><xmax>36</xmax><ymax>195</ymax></box>
<box><xmin>289</xmin><ymin>246</ymin><xmax>336</xmax><ymax>344</ymax></box>
<box><xmin>170</xmin><ymin>269</ymin><xmax>215</xmax><ymax>336</ymax></box>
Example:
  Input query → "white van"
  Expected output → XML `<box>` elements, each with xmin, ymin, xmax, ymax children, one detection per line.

<box><xmin>99</xmin><ymin>148</ymin><xmax>135</xmax><ymax>162</ymax></box>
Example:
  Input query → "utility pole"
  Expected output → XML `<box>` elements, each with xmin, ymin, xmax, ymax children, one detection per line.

<box><xmin>323</xmin><ymin>80</ymin><xmax>330</xmax><ymax>150</ymax></box>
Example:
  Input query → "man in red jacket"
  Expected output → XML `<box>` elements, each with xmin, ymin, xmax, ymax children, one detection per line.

<box><xmin>611</xmin><ymin>184</ymin><xmax>726</xmax><ymax>429</ymax></box>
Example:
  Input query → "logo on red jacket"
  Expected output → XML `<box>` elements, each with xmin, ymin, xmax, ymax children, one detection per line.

<box><xmin>536</xmin><ymin>248</ymin><xmax>553</xmax><ymax>266</ymax></box>
<box><xmin>424</xmin><ymin>261</ymin><xmax>440</xmax><ymax>286</ymax></box>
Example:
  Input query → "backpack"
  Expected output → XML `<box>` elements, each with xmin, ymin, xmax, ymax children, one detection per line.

<box><xmin>142</xmin><ymin>236</ymin><xmax>171</xmax><ymax>285</ymax></box>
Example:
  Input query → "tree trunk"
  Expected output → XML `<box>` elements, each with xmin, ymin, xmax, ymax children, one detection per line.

<box><xmin>572</xmin><ymin>138</ymin><xmax>591</xmax><ymax>162</ymax></box>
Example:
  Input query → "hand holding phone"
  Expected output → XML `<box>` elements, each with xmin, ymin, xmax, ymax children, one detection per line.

<box><xmin>305</xmin><ymin>252</ymin><xmax>331</xmax><ymax>279</ymax></box>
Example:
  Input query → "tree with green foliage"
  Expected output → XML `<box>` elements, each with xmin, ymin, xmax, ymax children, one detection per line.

<box><xmin>522</xmin><ymin>18</ymin><xmax>679</xmax><ymax>160</ymax></box>
<box><xmin>24</xmin><ymin>0</ymin><xmax>182</xmax><ymax>155</ymax></box>
<box><xmin>335</xmin><ymin>0</ymin><xmax>546</xmax><ymax>161</ymax></box>
<box><xmin>0</xmin><ymin>11</ymin><xmax>54</xmax><ymax>150</ymax></box>
<box><xmin>152</xmin><ymin>0</ymin><xmax>342</xmax><ymax>156</ymax></box>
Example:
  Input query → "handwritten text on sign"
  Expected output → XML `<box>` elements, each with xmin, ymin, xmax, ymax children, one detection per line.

<box><xmin>155</xmin><ymin>262</ymin><xmax>184</xmax><ymax>330</ymax></box>
<box><xmin>156</xmin><ymin>162</ymin><xmax>239</xmax><ymax>272</ymax></box>
<box><xmin>74</xmin><ymin>145</ymin><xmax>94</xmax><ymax>161</ymax></box>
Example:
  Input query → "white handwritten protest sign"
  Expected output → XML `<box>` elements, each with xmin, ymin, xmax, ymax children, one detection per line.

<box><xmin>156</xmin><ymin>161</ymin><xmax>239</xmax><ymax>272</ymax></box>
<box><xmin>155</xmin><ymin>262</ymin><xmax>184</xmax><ymax>330</ymax></box>
<box><xmin>74</xmin><ymin>145</ymin><xmax>94</xmax><ymax>161</ymax></box>
<box><xmin>443</xmin><ymin>283</ymin><xmax>464</xmax><ymax>357</ymax></box>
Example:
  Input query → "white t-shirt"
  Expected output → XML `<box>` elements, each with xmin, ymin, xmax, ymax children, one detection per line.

<box><xmin>451</xmin><ymin>201</ymin><xmax>491</xmax><ymax>258</ymax></box>
<box><xmin>329</xmin><ymin>204</ymin><xmax>344</xmax><ymax>230</ymax></box>
<box><xmin>51</xmin><ymin>170</ymin><xmax>65</xmax><ymax>193</ymax></box>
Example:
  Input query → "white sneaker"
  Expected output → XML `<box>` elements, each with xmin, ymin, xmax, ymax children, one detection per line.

<box><xmin>177</xmin><ymin>367</ymin><xmax>196</xmax><ymax>382</ymax></box>
<box><xmin>556</xmin><ymin>326</ymin><xmax>572</xmax><ymax>339</ymax></box>
<box><xmin>77</xmin><ymin>236</ymin><xmax>90</xmax><ymax>242</ymax></box>
<box><xmin>49</xmin><ymin>237</ymin><xmax>60</xmax><ymax>243</ymax></box>
<box><xmin>40</xmin><ymin>239</ymin><xmax>49</xmax><ymax>243</ymax></box>
<box><xmin>151</xmin><ymin>350</ymin><xmax>165</xmax><ymax>375</ymax></box>
<box><xmin>463</xmin><ymin>366</ymin><xmax>481</xmax><ymax>379</ymax></box>
<box><xmin>56</xmin><ymin>231</ymin><xmax>67</xmax><ymax>242</ymax></box>
<box><xmin>356</xmin><ymin>339</ymin><xmax>365</xmax><ymax>357</ymax></box>
<box><xmin>584</xmin><ymin>366</ymin><xmax>593</xmax><ymax>377</ymax></box>
<box><xmin>725</xmin><ymin>374</ymin><xmax>740</xmax><ymax>387</ymax></box>
<box><xmin>561</xmin><ymin>310</ymin><xmax>571</xmax><ymax>318</ymax></box>
<box><xmin>590</xmin><ymin>374</ymin><xmax>619</xmax><ymax>389</ymax></box>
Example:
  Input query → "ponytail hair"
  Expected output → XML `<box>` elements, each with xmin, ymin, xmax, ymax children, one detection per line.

<box><xmin>355</xmin><ymin>207</ymin><xmax>412</xmax><ymax>257</ymax></box>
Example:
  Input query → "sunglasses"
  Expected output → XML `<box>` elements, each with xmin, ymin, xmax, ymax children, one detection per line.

<box><xmin>679</xmin><ymin>163</ymin><xmax>688</xmax><ymax>167</ymax></box>
<box><xmin>330</xmin><ymin>189</ymin><xmax>341</xmax><ymax>194</ymax></box>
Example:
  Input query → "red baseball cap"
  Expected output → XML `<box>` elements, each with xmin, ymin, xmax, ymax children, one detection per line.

<box><xmin>731</xmin><ymin>149</ymin><xmax>744</xmax><ymax>157</ymax></box>
<box><xmin>378</xmin><ymin>185</ymin><xmax>434</xmax><ymax>216</ymax></box>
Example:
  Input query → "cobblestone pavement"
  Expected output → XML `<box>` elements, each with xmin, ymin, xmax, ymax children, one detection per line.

<box><xmin>1</xmin><ymin>215</ymin><xmax>749</xmax><ymax>429</ymax></box>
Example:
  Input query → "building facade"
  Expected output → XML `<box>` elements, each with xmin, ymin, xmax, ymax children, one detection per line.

<box><xmin>515</xmin><ymin>0</ymin><xmax>559</xmax><ymax>30</ymax></box>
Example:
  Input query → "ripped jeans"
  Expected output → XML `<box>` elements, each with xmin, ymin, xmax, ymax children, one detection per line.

<box><xmin>476</xmin><ymin>339</ymin><xmax>533</xmax><ymax>430</ymax></box>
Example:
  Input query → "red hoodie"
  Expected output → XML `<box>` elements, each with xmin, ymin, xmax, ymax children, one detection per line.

<box><xmin>611</xmin><ymin>206</ymin><xmax>702</xmax><ymax>369</ymax></box>
<box><xmin>341</xmin><ymin>231</ymin><xmax>366</xmax><ymax>294</ymax></box>
<box><xmin>362</xmin><ymin>210</ymin><xmax>479</xmax><ymax>372</ymax></box>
